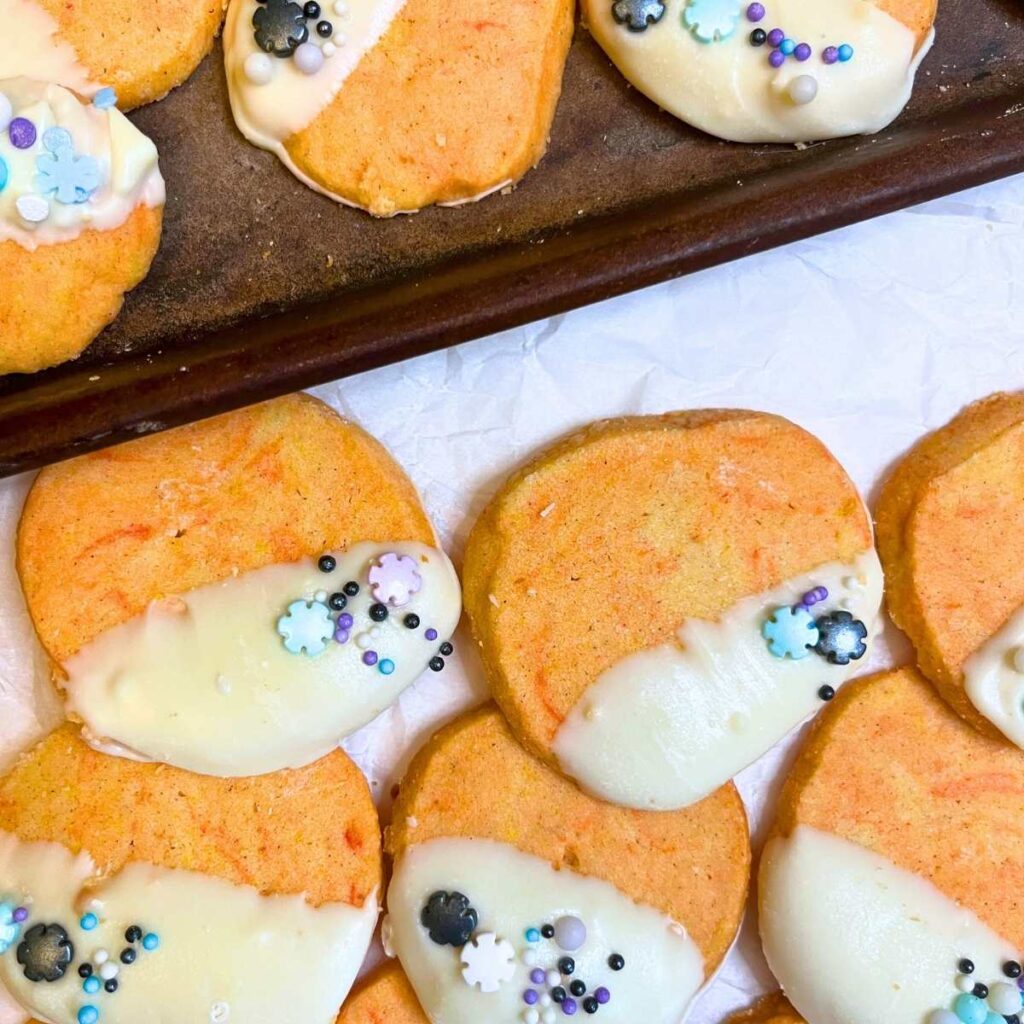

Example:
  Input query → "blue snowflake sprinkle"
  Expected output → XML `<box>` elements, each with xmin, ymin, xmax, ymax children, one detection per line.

<box><xmin>277</xmin><ymin>600</ymin><xmax>335</xmax><ymax>655</ymax></box>
<box><xmin>0</xmin><ymin>902</ymin><xmax>22</xmax><ymax>955</ymax></box>
<box><xmin>682</xmin><ymin>0</ymin><xmax>743</xmax><ymax>41</ymax></box>
<box><xmin>93</xmin><ymin>88</ymin><xmax>118</xmax><ymax>109</ymax></box>
<box><xmin>762</xmin><ymin>604</ymin><xmax>819</xmax><ymax>659</ymax></box>
<box><xmin>34</xmin><ymin>127</ymin><xmax>101</xmax><ymax>205</ymax></box>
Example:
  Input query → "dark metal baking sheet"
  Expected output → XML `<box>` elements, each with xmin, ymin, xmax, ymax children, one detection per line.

<box><xmin>0</xmin><ymin>0</ymin><xmax>1021</xmax><ymax>476</ymax></box>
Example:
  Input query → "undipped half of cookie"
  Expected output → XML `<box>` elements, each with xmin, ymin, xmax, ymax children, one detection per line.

<box><xmin>463</xmin><ymin>410</ymin><xmax>883</xmax><ymax>810</ymax></box>
<box><xmin>382</xmin><ymin>706</ymin><xmax>750</xmax><ymax>1023</ymax></box>
<box><xmin>16</xmin><ymin>394</ymin><xmax>461</xmax><ymax>776</ymax></box>
<box><xmin>760</xmin><ymin>667</ymin><xmax>1024</xmax><ymax>1024</ymax></box>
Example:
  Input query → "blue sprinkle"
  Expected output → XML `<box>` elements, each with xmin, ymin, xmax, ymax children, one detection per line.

<box><xmin>83</xmin><ymin>977</ymin><xmax>101</xmax><ymax>995</ymax></box>
<box><xmin>838</xmin><ymin>43</ymin><xmax>853</xmax><ymax>61</ymax></box>
<box><xmin>80</xmin><ymin>913</ymin><xmax>98</xmax><ymax>931</ymax></box>
<box><xmin>78</xmin><ymin>1007</ymin><xmax>99</xmax><ymax>1024</ymax></box>
<box><xmin>525</xmin><ymin>928</ymin><xmax>541</xmax><ymax>943</ymax></box>
<box><xmin>0</xmin><ymin>156</ymin><xmax>8</xmax><ymax>193</ymax></box>
<box><xmin>378</xmin><ymin>658</ymin><xmax>395</xmax><ymax>676</ymax></box>
<box><xmin>780</xmin><ymin>37</ymin><xmax>795</xmax><ymax>55</ymax></box>
<box><xmin>142</xmin><ymin>933</ymin><xmax>159</xmax><ymax>951</ymax></box>
<box><xmin>93</xmin><ymin>88</ymin><xmax>117</xmax><ymax>109</ymax></box>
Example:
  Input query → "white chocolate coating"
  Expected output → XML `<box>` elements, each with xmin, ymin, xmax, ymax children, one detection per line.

<box><xmin>583</xmin><ymin>0</ymin><xmax>933</xmax><ymax>143</ymax></box>
<box><xmin>223</xmin><ymin>0</ymin><xmax>407</xmax><ymax>209</ymax></box>
<box><xmin>0</xmin><ymin>79</ymin><xmax>163</xmax><ymax>251</ymax></box>
<box><xmin>387</xmin><ymin>838</ymin><xmax>704</xmax><ymax>1023</ymax></box>
<box><xmin>63</xmin><ymin>541</ymin><xmax>461</xmax><ymax>777</ymax></box>
<box><xmin>0</xmin><ymin>0</ymin><xmax>99</xmax><ymax>98</ymax></box>
<box><xmin>963</xmin><ymin>604</ymin><xmax>1024</xmax><ymax>748</ymax></box>
<box><xmin>760</xmin><ymin>826</ymin><xmax>1019</xmax><ymax>1024</ymax></box>
<box><xmin>0</xmin><ymin>830</ymin><xmax>377</xmax><ymax>1024</ymax></box>
<box><xmin>552</xmin><ymin>550</ymin><xmax>884</xmax><ymax>809</ymax></box>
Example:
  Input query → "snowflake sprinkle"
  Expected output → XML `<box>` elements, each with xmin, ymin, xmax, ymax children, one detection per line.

<box><xmin>682</xmin><ymin>0</ymin><xmax>743</xmax><ymax>42</ymax></box>
<box><xmin>460</xmin><ymin>933</ymin><xmax>516</xmax><ymax>993</ymax></box>
<box><xmin>277</xmin><ymin>600</ymin><xmax>335</xmax><ymax>655</ymax></box>
<box><xmin>813</xmin><ymin>611</ymin><xmax>868</xmax><ymax>665</ymax></box>
<box><xmin>762</xmin><ymin>604</ymin><xmax>819</xmax><ymax>659</ymax></box>
<box><xmin>34</xmin><ymin>127</ymin><xmax>101</xmax><ymax>205</ymax></box>
<box><xmin>0</xmin><ymin>903</ymin><xmax>22</xmax><ymax>955</ymax></box>
<box><xmin>611</xmin><ymin>0</ymin><xmax>666</xmax><ymax>31</ymax></box>
<box><xmin>368</xmin><ymin>552</ymin><xmax>422</xmax><ymax>608</ymax></box>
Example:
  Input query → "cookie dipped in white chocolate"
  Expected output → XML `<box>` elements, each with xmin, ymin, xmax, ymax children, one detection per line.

<box><xmin>552</xmin><ymin>549</ymin><xmax>883</xmax><ymax>809</ymax></box>
<box><xmin>963</xmin><ymin>605</ymin><xmax>1024</xmax><ymax>749</ymax></box>
<box><xmin>0</xmin><ymin>79</ymin><xmax>163</xmax><ymax>251</ymax></box>
<box><xmin>760</xmin><ymin>826</ymin><xmax>1022</xmax><ymax>1024</ymax></box>
<box><xmin>386</xmin><ymin>838</ymin><xmax>704</xmax><ymax>1024</ymax></box>
<box><xmin>62</xmin><ymin>541</ymin><xmax>461</xmax><ymax>777</ymax></box>
<box><xmin>583</xmin><ymin>0</ymin><xmax>933</xmax><ymax>143</ymax></box>
<box><xmin>0</xmin><ymin>830</ymin><xmax>377</xmax><ymax>1024</ymax></box>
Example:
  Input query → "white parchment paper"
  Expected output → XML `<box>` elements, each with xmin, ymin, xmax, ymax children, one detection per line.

<box><xmin>1</xmin><ymin>170</ymin><xmax>1022</xmax><ymax>1024</ymax></box>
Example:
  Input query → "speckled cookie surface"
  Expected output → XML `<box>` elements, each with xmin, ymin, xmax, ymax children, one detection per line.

<box><xmin>16</xmin><ymin>0</ymin><xmax>227</xmax><ymax>109</ymax></box>
<box><xmin>876</xmin><ymin>391</ymin><xmax>1024</xmax><ymax>737</ymax></box>
<box><xmin>18</xmin><ymin>393</ymin><xmax>436</xmax><ymax>669</ymax></box>
<box><xmin>726</xmin><ymin>993</ymin><xmax>804</xmax><ymax>1024</ymax></box>
<box><xmin>0</xmin><ymin>724</ymin><xmax>380</xmax><ymax>907</ymax></box>
<box><xmin>388</xmin><ymin>706</ymin><xmax>750</xmax><ymax>972</ymax></box>
<box><xmin>337</xmin><ymin>964</ymin><xmax>426</xmax><ymax>1024</ymax></box>
<box><xmin>767</xmin><ymin>666</ymin><xmax>1024</xmax><ymax>949</ymax></box>
<box><xmin>0</xmin><ymin>204</ymin><xmax>161</xmax><ymax>376</ymax></box>
<box><xmin>462</xmin><ymin>410</ymin><xmax>872</xmax><ymax>772</ymax></box>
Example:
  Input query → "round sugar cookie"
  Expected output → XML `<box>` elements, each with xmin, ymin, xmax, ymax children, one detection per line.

<box><xmin>338</xmin><ymin>964</ymin><xmax>427</xmax><ymax>1024</ymax></box>
<box><xmin>876</xmin><ymin>391</ymin><xmax>1024</xmax><ymax>749</ymax></box>
<box><xmin>383</xmin><ymin>706</ymin><xmax>750</xmax><ymax>1023</ymax></box>
<box><xmin>17</xmin><ymin>393</ymin><xmax>461</xmax><ymax>777</ymax></box>
<box><xmin>727</xmin><ymin>993</ymin><xmax>804</xmax><ymax>1024</ymax></box>
<box><xmin>581</xmin><ymin>0</ymin><xmax>936</xmax><ymax>143</ymax></box>
<box><xmin>223</xmin><ymin>0</ymin><xmax>574</xmax><ymax>215</ymax></box>
<box><xmin>1</xmin><ymin>0</ymin><xmax>226</xmax><ymax>110</ymax></box>
<box><xmin>760</xmin><ymin>667</ymin><xmax>1024</xmax><ymax>1024</ymax></box>
<box><xmin>0</xmin><ymin>724</ymin><xmax>381</xmax><ymax>1024</ymax></box>
<box><xmin>462</xmin><ymin>410</ymin><xmax>883</xmax><ymax>810</ymax></box>
<box><xmin>0</xmin><ymin>79</ymin><xmax>164</xmax><ymax>376</ymax></box>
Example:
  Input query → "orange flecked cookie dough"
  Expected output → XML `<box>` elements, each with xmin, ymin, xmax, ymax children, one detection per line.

<box><xmin>223</xmin><ymin>0</ymin><xmax>574</xmax><ymax>215</ymax></box>
<box><xmin>382</xmin><ymin>707</ymin><xmax>750</xmax><ymax>1022</ymax></box>
<box><xmin>0</xmin><ymin>725</ymin><xmax>382</xmax><ymax>1024</ymax></box>
<box><xmin>337</xmin><ymin>964</ymin><xmax>427</xmax><ymax>1024</ymax></box>
<box><xmin>760</xmin><ymin>668</ymin><xmax>1024</xmax><ymax>1024</ymax></box>
<box><xmin>4</xmin><ymin>0</ymin><xmax>226</xmax><ymax>110</ymax></box>
<box><xmin>726</xmin><ymin>993</ymin><xmax>804</xmax><ymax>1024</ymax></box>
<box><xmin>876</xmin><ymin>391</ymin><xmax>1024</xmax><ymax>748</ymax></box>
<box><xmin>463</xmin><ymin>411</ymin><xmax>882</xmax><ymax>810</ymax></box>
<box><xmin>16</xmin><ymin>394</ymin><xmax>460</xmax><ymax>778</ymax></box>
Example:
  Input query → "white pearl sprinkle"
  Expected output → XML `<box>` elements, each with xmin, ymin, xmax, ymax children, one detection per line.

<box><xmin>294</xmin><ymin>42</ymin><xmax>325</xmax><ymax>75</ymax></box>
<box><xmin>322</xmin><ymin>41</ymin><xmax>336</xmax><ymax>57</ymax></box>
<box><xmin>332</xmin><ymin>0</ymin><xmax>347</xmax><ymax>13</ymax></box>
<box><xmin>16</xmin><ymin>195</ymin><xmax>49</xmax><ymax>224</ymax></box>
<box><xmin>990</xmin><ymin>983</ymin><xmax>1022</xmax><ymax>1016</ymax></box>
<box><xmin>243</xmin><ymin>52</ymin><xmax>274</xmax><ymax>86</ymax></box>
<box><xmin>0</xmin><ymin>92</ymin><xmax>11</xmax><ymax>133</ymax></box>
<box><xmin>539</xmin><ymin>994</ymin><xmax>552</xmax><ymax>1008</ymax></box>
<box><xmin>333</xmin><ymin>31</ymin><xmax>347</xmax><ymax>44</ymax></box>
<box><xmin>216</xmin><ymin>675</ymin><xmax>232</xmax><ymax>695</ymax></box>
<box><xmin>545</xmin><ymin>970</ymin><xmax>560</xmax><ymax>987</ymax></box>
<box><xmin>523</xmin><ymin>1011</ymin><xmax>539</xmax><ymax>1024</ymax></box>
<box><xmin>210</xmin><ymin>1002</ymin><xmax>230</xmax><ymax>1024</ymax></box>
<box><xmin>315</xmin><ymin>590</ymin><xmax>328</xmax><ymax>603</ymax></box>
<box><xmin>521</xmin><ymin>948</ymin><xmax>538</xmax><ymax>967</ymax></box>
<box><xmin>787</xmin><ymin>74</ymin><xmax>819</xmax><ymax>106</ymax></box>
<box><xmin>93</xmin><ymin>950</ymin><xmax>109</xmax><ymax>965</ymax></box>
<box><xmin>356</xmin><ymin>633</ymin><xmax>372</xmax><ymax>650</ymax></box>
<box><xmin>956</xmin><ymin>975</ymin><xmax>975</xmax><ymax>993</ymax></box>
<box><xmin>99</xmin><ymin>963</ymin><xmax>118</xmax><ymax>981</ymax></box>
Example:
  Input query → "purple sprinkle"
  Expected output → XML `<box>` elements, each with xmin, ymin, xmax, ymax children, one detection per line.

<box><xmin>425</xmin><ymin>628</ymin><xmax>438</xmax><ymax>641</ymax></box>
<box><xmin>595</xmin><ymin>988</ymin><xmax>610</xmax><ymax>1005</ymax></box>
<box><xmin>799</xmin><ymin>586</ymin><xmax>828</xmax><ymax>608</ymax></box>
<box><xmin>768</xmin><ymin>49</ymin><xmax>785</xmax><ymax>68</ymax></box>
<box><xmin>745</xmin><ymin>2</ymin><xmax>764</xmax><ymax>21</ymax></box>
<box><xmin>363</xmin><ymin>650</ymin><xmax>378</xmax><ymax>666</ymax></box>
<box><xmin>12</xmin><ymin>908</ymin><xmax>27</xmax><ymax>923</ymax></box>
<box><xmin>524</xmin><ymin>990</ymin><xmax>539</xmax><ymax>1005</ymax></box>
<box><xmin>335</xmin><ymin>628</ymin><xmax>350</xmax><ymax>644</ymax></box>
<box><xmin>822</xmin><ymin>45</ymin><xmax>839</xmax><ymax>64</ymax></box>
<box><xmin>794</xmin><ymin>42</ymin><xmax>812</xmax><ymax>61</ymax></box>
<box><xmin>766</xmin><ymin>27</ymin><xmax>784</xmax><ymax>47</ymax></box>
<box><xmin>531</xmin><ymin>969</ymin><xmax>546</xmax><ymax>985</ymax></box>
<box><xmin>338</xmin><ymin>612</ymin><xmax>354</xmax><ymax>629</ymax></box>
<box><xmin>8</xmin><ymin>118</ymin><xmax>36</xmax><ymax>150</ymax></box>
<box><xmin>562</xmin><ymin>999</ymin><xmax>577</xmax><ymax>1016</ymax></box>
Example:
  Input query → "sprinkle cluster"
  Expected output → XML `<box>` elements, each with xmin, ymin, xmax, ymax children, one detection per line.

<box><xmin>0</xmin><ymin>89</ymin><xmax>112</xmax><ymax>226</ymax></box>
<box><xmin>420</xmin><ymin>893</ymin><xmax>625</xmax><ymax>1020</ymax></box>
<box><xmin>275</xmin><ymin>551</ymin><xmax>453</xmax><ymax>676</ymax></box>
<box><xmin>745</xmin><ymin>4</ymin><xmax>854</xmax><ymax>68</ymax></box>
<box><xmin>0</xmin><ymin>895</ymin><xmax>160</xmax><ymax>1024</ymax></box>
<box><xmin>929</xmin><ymin>958</ymin><xmax>1024</xmax><ymax>1024</ymax></box>
<box><xmin>246</xmin><ymin>0</ymin><xmax>349</xmax><ymax>82</ymax></box>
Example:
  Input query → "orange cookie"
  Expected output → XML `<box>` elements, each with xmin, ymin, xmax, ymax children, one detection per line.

<box><xmin>760</xmin><ymin>668</ymin><xmax>1024</xmax><ymax>1024</ymax></box>
<box><xmin>338</xmin><ymin>964</ymin><xmax>427</xmax><ymax>1024</ymax></box>
<box><xmin>17</xmin><ymin>394</ymin><xmax>461</xmax><ymax>777</ymax></box>
<box><xmin>726</xmin><ymin>993</ymin><xmax>804</xmax><ymax>1024</ymax></box>
<box><xmin>382</xmin><ymin>706</ymin><xmax>750</xmax><ymax>1023</ymax></box>
<box><xmin>0</xmin><ymin>79</ymin><xmax>164</xmax><ymax>375</ymax></box>
<box><xmin>876</xmin><ymin>391</ymin><xmax>1024</xmax><ymax>748</ymax></box>
<box><xmin>3</xmin><ymin>0</ymin><xmax>225</xmax><ymax>110</ymax></box>
<box><xmin>463</xmin><ymin>411</ymin><xmax>882</xmax><ymax>810</ymax></box>
<box><xmin>0</xmin><ymin>725</ymin><xmax>381</xmax><ymax>1024</ymax></box>
<box><xmin>222</xmin><ymin>0</ymin><xmax>573</xmax><ymax>215</ymax></box>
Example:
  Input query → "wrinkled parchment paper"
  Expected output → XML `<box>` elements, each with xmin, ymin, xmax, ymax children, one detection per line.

<box><xmin>1</xmin><ymin>170</ymin><xmax>1023</xmax><ymax>1024</ymax></box>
